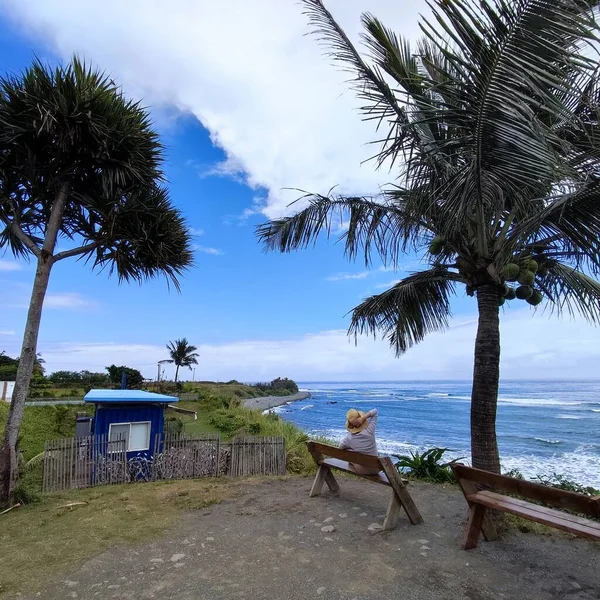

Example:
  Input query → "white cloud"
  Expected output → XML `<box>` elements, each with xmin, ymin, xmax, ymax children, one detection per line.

<box><xmin>0</xmin><ymin>259</ymin><xmax>23</xmax><ymax>272</ymax></box>
<box><xmin>29</xmin><ymin>310</ymin><xmax>600</xmax><ymax>381</ymax></box>
<box><xmin>188</xmin><ymin>227</ymin><xmax>204</xmax><ymax>237</ymax></box>
<box><xmin>375</xmin><ymin>279</ymin><xmax>401</xmax><ymax>289</ymax></box>
<box><xmin>0</xmin><ymin>0</ymin><xmax>428</xmax><ymax>219</ymax></box>
<box><xmin>44</xmin><ymin>292</ymin><xmax>98</xmax><ymax>310</ymax></box>
<box><xmin>0</xmin><ymin>330</ymin><xmax>15</xmax><ymax>336</ymax></box>
<box><xmin>326</xmin><ymin>271</ymin><xmax>370</xmax><ymax>282</ymax></box>
<box><xmin>195</xmin><ymin>245</ymin><xmax>224</xmax><ymax>256</ymax></box>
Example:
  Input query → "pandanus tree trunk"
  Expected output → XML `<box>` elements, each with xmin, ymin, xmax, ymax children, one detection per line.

<box><xmin>0</xmin><ymin>256</ymin><xmax>53</xmax><ymax>502</ymax></box>
<box><xmin>0</xmin><ymin>188</ymin><xmax>66</xmax><ymax>504</ymax></box>
<box><xmin>470</xmin><ymin>283</ymin><xmax>501</xmax><ymax>474</ymax></box>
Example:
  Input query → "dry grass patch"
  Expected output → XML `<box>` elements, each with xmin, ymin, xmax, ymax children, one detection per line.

<box><xmin>0</xmin><ymin>478</ymin><xmax>239</xmax><ymax>596</ymax></box>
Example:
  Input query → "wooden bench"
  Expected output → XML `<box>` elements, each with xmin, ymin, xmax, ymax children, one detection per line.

<box><xmin>306</xmin><ymin>441</ymin><xmax>424</xmax><ymax>529</ymax></box>
<box><xmin>452</xmin><ymin>463</ymin><xmax>600</xmax><ymax>550</ymax></box>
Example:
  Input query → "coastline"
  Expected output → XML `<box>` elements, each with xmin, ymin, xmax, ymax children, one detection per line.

<box><xmin>243</xmin><ymin>390</ymin><xmax>311</xmax><ymax>411</ymax></box>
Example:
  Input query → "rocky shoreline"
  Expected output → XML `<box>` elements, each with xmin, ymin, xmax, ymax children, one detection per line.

<box><xmin>242</xmin><ymin>390</ymin><xmax>311</xmax><ymax>411</ymax></box>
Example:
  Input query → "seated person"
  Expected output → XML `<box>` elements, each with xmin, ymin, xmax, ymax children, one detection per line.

<box><xmin>339</xmin><ymin>408</ymin><xmax>379</xmax><ymax>475</ymax></box>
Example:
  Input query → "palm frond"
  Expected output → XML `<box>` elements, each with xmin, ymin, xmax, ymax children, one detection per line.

<box><xmin>301</xmin><ymin>0</ymin><xmax>414</xmax><ymax>166</ymax></box>
<box><xmin>257</xmin><ymin>191</ymin><xmax>429</xmax><ymax>269</ymax></box>
<box><xmin>349</xmin><ymin>268</ymin><xmax>461</xmax><ymax>355</ymax></box>
<box><xmin>538</xmin><ymin>260</ymin><xmax>600</xmax><ymax>323</ymax></box>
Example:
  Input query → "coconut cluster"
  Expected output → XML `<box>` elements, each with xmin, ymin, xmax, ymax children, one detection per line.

<box><xmin>500</xmin><ymin>258</ymin><xmax>544</xmax><ymax>306</ymax></box>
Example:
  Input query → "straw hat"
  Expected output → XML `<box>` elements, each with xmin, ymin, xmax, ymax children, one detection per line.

<box><xmin>345</xmin><ymin>408</ymin><xmax>368</xmax><ymax>434</ymax></box>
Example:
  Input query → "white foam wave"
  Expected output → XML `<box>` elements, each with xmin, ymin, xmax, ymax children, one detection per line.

<box><xmin>428</xmin><ymin>393</ymin><xmax>450</xmax><ymax>397</ymax></box>
<box><xmin>555</xmin><ymin>415</ymin><xmax>584</xmax><ymax>419</ymax></box>
<box><xmin>300</xmin><ymin>404</ymin><xmax>314</xmax><ymax>411</ymax></box>
<box><xmin>534</xmin><ymin>437</ymin><xmax>562</xmax><ymax>445</ymax></box>
<box><xmin>591</xmin><ymin>409</ymin><xmax>600</xmax><ymax>413</ymax></box>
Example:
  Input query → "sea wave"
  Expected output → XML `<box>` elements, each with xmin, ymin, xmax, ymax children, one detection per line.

<box><xmin>534</xmin><ymin>437</ymin><xmax>562</xmax><ymax>445</ymax></box>
<box><xmin>555</xmin><ymin>415</ymin><xmax>584</xmax><ymax>419</ymax></box>
<box><xmin>300</xmin><ymin>404</ymin><xmax>314</xmax><ymax>411</ymax></box>
<box><xmin>591</xmin><ymin>409</ymin><xmax>600</xmax><ymax>413</ymax></box>
<box><xmin>428</xmin><ymin>393</ymin><xmax>450</xmax><ymax>397</ymax></box>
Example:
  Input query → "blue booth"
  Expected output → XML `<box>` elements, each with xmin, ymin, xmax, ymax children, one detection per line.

<box><xmin>84</xmin><ymin>389</ymin><xmax>178</xmax><ymax>459</ymax></box>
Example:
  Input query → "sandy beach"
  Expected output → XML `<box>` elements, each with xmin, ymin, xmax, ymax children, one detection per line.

<box><xmin>242</xmin><ymin>390</ymin><xmax>311</xmax><ymax>411</ymax></box>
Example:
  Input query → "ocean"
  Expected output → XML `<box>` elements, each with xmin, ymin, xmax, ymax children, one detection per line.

<box><xmin>272</xmin><ymin>380</ymin><xmax>600</xmax><ymax>488</ymax></box>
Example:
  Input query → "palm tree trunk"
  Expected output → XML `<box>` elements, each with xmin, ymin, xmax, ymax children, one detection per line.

<box><xmin>471</xmin><ymin>283</ymin><xmax>501</xmax><ymax>474</ymax></box>
<box><xmin>0</xmin><ymin>257</ymin><xmax>53</xmax><ymax>503</ymax></box>
<box><xmin>174</xmin><ymin>365</ymin><xmax>180</xmax><ymax>383</ymax></box>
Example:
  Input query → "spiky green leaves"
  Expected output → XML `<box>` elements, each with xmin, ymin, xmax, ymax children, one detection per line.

<box><xmin>0</xmin><ymin>58</ymin><xmax>192</xmax><ymax>288</ymax></box>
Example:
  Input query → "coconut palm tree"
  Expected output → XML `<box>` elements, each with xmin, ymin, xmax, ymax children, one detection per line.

<box><xmin>258</xmin><ymin>0</ymin><xmax>600</xmax><ymax>474</ymax></box>
<box><xmin>0</xmin><ymin>58</ymin><xmax>193</xmax><ymax>503</ymax></box>
<box><xmin>165</xmin><ymin>338</ymin><xmax>199</xmax><ymax>383</ymax></box>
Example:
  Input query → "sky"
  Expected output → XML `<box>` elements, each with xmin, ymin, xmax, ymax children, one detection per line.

<box><xmin>1</xmin><ymin>0</ymin><xmax>600</xmax><ymax>382</ymax></box>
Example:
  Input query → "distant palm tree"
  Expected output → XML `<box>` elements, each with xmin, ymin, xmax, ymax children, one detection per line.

<box><xmin>0</xmin><ymin>58</ymin><xmax>193</xmax><ymax>504</ymax></box>
<box><xmin>165</xmin><ymin>338</ymin><xmax>199</xmax><ymax>383</ymax></box>
<box><xmin>258</xmin><ymin>0</ymin><xmax>600</xmax><ymax>474</ymax></box>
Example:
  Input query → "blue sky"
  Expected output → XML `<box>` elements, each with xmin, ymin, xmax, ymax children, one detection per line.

<box><xmin>1</xmin><ymin>0</ymin><xmax>600</xmax><ymax>381</ymax></box>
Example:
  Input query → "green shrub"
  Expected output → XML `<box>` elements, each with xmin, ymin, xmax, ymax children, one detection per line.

<box><xmin>393</xmin><ymin>447</ymin><xmax>461</xmax><ymax>484</ymax></box>
<box><xmin>535</xmin><ymin>473</ymin><xmax>600</xmax><ymax>497</ymax></box>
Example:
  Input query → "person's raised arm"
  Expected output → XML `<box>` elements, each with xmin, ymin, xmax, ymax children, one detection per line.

<box><xmin>365</xmin><ymin>408</ymin><xmax>378</xmax><ymax>431</ymax></box>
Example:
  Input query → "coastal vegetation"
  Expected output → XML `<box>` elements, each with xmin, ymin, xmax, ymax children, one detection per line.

<box><xmin>258</xmin><ymin>0</ymin><xmax>600</xmax><ymax>474</ymax></box>
<box><xmin>0</xmin><ymin>58</ymin><xmax>193</xmax><ymax>503</ymax></box>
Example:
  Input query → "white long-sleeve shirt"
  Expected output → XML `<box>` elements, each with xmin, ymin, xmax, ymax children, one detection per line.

<box><xmin>339</xmin><ymin>409</ymin><xmax>378</xmax><ymax>456</ymax></box>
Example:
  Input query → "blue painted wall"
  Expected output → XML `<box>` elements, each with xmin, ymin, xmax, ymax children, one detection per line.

<box><xmin>92</xmin><ymin>403</ymin><xmax>165</xmax><ymax>459</ymax></box>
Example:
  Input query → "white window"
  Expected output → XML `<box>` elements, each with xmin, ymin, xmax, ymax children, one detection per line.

<box><xmin>108</xmin><ymin>421</ymin><xmax>151</xmax><ymax>452</ymax></box>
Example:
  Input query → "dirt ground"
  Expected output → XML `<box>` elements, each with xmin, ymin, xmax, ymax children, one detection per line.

<box><xmin>14</xmin><ymin>477</ymin><xmax>600</xmax><ymax>600</ymax></box>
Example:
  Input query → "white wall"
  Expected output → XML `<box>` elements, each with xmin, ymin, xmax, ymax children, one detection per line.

<box><xmin>1</xmin><ymin>381</ymin><xmax>15</xmax><ymax>402</ymax></box>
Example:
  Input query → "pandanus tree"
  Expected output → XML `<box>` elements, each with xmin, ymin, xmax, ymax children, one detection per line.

<box><xmin>258</xmin><ymin>0</ymin><xmax>600</xmax><ymax>473</ymax></box>
<box><xmin>165</xmin><ymin>338</ymin><xmax>199</xmax><ymax>383</ymax></box>
<box><xmin>0</xmin><ymin>59</ymin><xmax>193</xmax><ymax>503</ymax></box>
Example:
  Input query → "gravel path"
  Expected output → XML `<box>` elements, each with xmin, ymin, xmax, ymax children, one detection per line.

<box><xmin>242</xmin><ymin>391</ymin><xmax>311</xmax><ymax>411</ymax></box>
<box><xmin>17</xmin><ymin>477</ymin><xmax>599</xmax><ymax>600</ymax></box>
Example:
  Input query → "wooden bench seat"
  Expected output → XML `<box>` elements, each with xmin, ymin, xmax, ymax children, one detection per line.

<box><xmin>306</xmin><ymin>441</ymin><xmax>423</xmax><ymax>529</ymax></box>
<box><xmin>468</xmin><ymin>490</ymin><xmax>600</xmax><ymax>540</ymax></box>
<box><xmin>452</xmin><ymin>463</ymin><xmax>600</xmax><ymax>550</ymax></box>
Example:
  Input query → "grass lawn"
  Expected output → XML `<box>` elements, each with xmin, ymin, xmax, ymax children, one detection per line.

<box><xmin>0</xmin><ymin>478</ymin><xmax>243</xmax><ymax>596</ymax></box>
<box><xmin>0</xmin><ymin>403</ymin><xmax>93</xmax><ymax>461</ymax></box>
<box><xmin>165</xmin><ymin>401</ymin><xmax>219</xmax><ymax>436</ymax></box>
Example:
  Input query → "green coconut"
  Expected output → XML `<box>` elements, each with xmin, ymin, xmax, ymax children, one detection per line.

<box><xmin>517</xmin><ymin>270</ymin><xmax>535</xmax><ymax>286</ymax></box>
<box><xmin>499</xmin><ymin>284</ymin><xmax>510</xmax><ymax>297</ymax></box>
<box><xmin>498</xmin><ymin>297</ymin><xmax>506</xmax><ymax>307</ymax></box>
<box><xmin>502</xmin><ymin>263</ymin><xmax>520</xmax><ymax>281</ymax></box>
<box><xmin>516</xmin><ymin>285</ymin><xmax>533</xmax><ymax>300</ymax></box>
<box><xmin>429</xmin><ymin>236</ymin><xmax>445</xmax><ymax>255</ymax></box>
<box><xmin>505</xmin><ymin>287</ymin><xmax>517</xmax><ymax>300</ymax></box>
<box><xmin>526</xmin><ymin>289</ymin><xmax>543</xmax><ymax>306</ymax></box>
<box><xmin>522</xmin><ymin>258</ymin><xmax>539</xmax><ymax>273</ymax></box>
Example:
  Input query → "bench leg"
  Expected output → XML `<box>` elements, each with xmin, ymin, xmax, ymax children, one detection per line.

<box><xmin>379</xmin><ymin>458</ymin><xmax>424</xmax><ymax>525</ymax></box>
<box><xmin>309</xmin><ymin>464</ymin><xmax>329</xmax><ymax>497</ymax></box>
<box><xmin>310</xmin><ymin>464</ymin><xmax>340</xmax><ymax>497</ymax></box>
<box><xmin>481</xmin><ymin>512</ymin><xmax>498</xmax><ymax>542</ymax></box>
<box><xmin>324</xmin><ymin>468</ymin><xmax>340</xmax><ymax>495</ymax></box>
<box><xmin>383</xmin><ymin>494</ymin><xmax>402</xmax><ymax>531</ymax></box>
<box><xmin>464</xmin><ymin>504</ymin><xmax>486</xmax><ymax>550</ymax></box>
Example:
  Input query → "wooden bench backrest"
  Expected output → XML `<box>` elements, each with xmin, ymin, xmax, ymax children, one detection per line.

<box><xmin>452</xmin><ymin>464</ymin><xmax>600</xmax><ymax>518</ymax></box>
<box><xmin>306</xmin><ymin>441</ymin><xmax>382</xmax><ymax>470</ymax></box>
